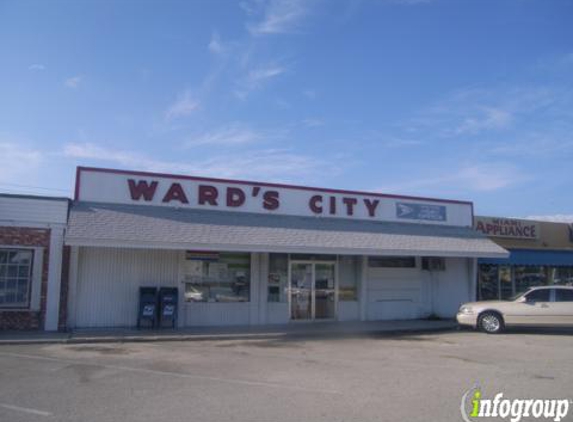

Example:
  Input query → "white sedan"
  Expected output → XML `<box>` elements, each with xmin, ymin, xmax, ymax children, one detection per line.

<box><xmin>457</xmin><ymin>286</ymin><xmax>573</xmax><ymax>333</ymax></box>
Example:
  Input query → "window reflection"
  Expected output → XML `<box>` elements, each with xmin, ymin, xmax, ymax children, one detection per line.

<box><xmin>183</xmin><ymin>252</ymin><xmax>250</xmax><ymax>303</ymax></box>
<box><xmin>478</xmin><ymin>264</ymin><xmax>499</xmax><ymax>300</ymax></box>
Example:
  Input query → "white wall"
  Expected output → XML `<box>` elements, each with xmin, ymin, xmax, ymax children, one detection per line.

<box><xmin>0</xmin><ymin>196</ymin><xmax>68</xmax><ymax>226</ymax></box>
<box><xmin>73</xmin><ymin>247</ymin><xmax>262</xmax><ymax>328</ymax></box>
<box><xmin>78</xmin><ymin>168</ymin><xmax>473</xmax><ymax>226</ymax></box>
<box><xmin>367</xmin><ymin>265</ymin><xmax>424</xmax><ymax>320</ymax></box>
<box><xmin>72</xmin><ymin>247</ymin><xmax>473</xmax><ymax>327</ymax></box>
<box><xmin>365</xmin><ymin>258</ymin><xmax>472</xmax><ymax>320</ymax></box>
<box><xmin>74</xmin><ymin>247</ymin><xmax>180</xmax><ymax>327</ymax></box>
<box><xmin>431</xmin><ymin>258</ymin><xmax>472</xmax><ymax>318</ymax></box>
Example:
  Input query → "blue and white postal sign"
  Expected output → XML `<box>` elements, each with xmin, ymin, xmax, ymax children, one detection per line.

<box><xmin>396</xmin><ymin>202</ymin><xmax>447</xmax><ymax>222</ymax></box>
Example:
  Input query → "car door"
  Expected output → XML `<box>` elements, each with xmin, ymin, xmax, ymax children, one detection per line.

<box><xmin>550</xmin><ymin>289</ymin><xmax>573</xmax><ymax>326</ymax></box>
<box><xmin>504</xmin><ymin>288</ymin><xmax>553</xmax><ymax>326</ymax></box>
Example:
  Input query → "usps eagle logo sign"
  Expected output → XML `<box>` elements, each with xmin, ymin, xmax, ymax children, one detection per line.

<box><xmin>396</xmin><ymin>202</ymin><xmax>447</xmax><ymax>222</ymax></box>
<box><xmin>397</xmin><ymin>203</ymin><xmax>415</xmax><ymax>218</ymax></box>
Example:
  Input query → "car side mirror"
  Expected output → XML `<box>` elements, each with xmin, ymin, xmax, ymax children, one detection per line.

<box><xmin>516</xmin><ymin>296</ymin><xmax>527</xmax><ymax>303</ymax></box>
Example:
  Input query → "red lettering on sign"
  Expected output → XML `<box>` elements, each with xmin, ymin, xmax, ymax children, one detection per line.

<box><xmin>226</xmin><ymin>187</ymin><xmax>246</xmax><ymax>207</ymax></box>
<box><xmin>329</xmin><ymin>196</ymin><xmax>336</xmax><ymax>215</ymax></box>
<box><xmin>363</xmin><ymin>199</ymin><xmax>379</xmax><ymax>217</ymax></box>
<box><xmin>342</xmin><ymin>197</ymin><xmax>358</xmax><ymax>216</ymax></box>
<box><xmin>309</xmin><ymin>195</ymin><xmax>323</xmax><ymax>214</ymax></box>
<box><xmin>263</xmin><ymin>191</ymin><xmax>279</xmax><ymax>210</ymax></box>
<box><xmin>128</xmin><ymin>179</ymin><xmax>158</xmax><ymax>201</ymax></box>
<box><xmin>198</xmin><ymin>185</ymin><xmax>218</xmax><ymax>206</ymax></box>
<box><xmin>162</xmin><ymin>183</ymin><xmax>189</xmax><ymax>204</ymax></box>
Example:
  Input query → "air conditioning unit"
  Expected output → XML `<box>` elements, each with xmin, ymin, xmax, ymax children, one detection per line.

<box><xmin>422</xmin><ymin>257</ymin><xmax>446</xmax><ymax>271</ymax></box>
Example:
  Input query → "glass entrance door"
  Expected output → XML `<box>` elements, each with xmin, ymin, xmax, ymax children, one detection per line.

<box><xmin>289</xmin><ymin>262</ymin><xmax>336</xmax><ymax>321</ymax></box>
<box><xmin>314</xmin><ymin>263</ymin><xmax>335</xmax><ymax>319</ymax></box>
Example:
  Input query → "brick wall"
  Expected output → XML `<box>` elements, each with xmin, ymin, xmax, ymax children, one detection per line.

<box><xmin>0</xmin><ymin>226</ymin><xmax>50</xmax><ymax>330</ymax></box>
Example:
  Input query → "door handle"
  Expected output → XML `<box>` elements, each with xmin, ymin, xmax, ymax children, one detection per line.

<box><xmin>540</xmin><ymin>304</ymin><xmax>549</xmax><ymax>308</ymax></box>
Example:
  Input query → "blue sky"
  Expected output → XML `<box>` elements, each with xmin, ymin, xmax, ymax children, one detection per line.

<box><xmin>1</xmin><ymin>0</ymin><xmax>572</xmax><ymax>220</ymax></box>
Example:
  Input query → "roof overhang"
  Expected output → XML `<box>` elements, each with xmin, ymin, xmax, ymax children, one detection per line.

<box><xmin>65</xmin><ymin>202</ymin><xmax>509</xmax><ymax>259</ymax></box>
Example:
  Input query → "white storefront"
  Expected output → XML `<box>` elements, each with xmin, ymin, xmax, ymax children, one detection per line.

<box><xmin>65</xmin><ymin>167</ymin><xmax>507</xmax><ymax>328</ymax></box>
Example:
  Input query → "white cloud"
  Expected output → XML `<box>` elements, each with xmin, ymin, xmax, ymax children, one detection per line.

<box><xmin>62</xmin><ymin>142</ymin><xmax>339</xmax><ymax>183</ymax></box>
<box><xmin>381</xmin><ymin>137</ymin><xmax>423</xmax><ymax>148</ymax></box>
<box><xmin>453</xmin><ymin>107</ymin><xmax>512</xmax><ymax>135</ymax></box>
<box><xmin>184</xmin><ymin>124</ymin><xmax>262</xmax><ymax>147</ymax></box>
<box><xmin>248</xmin><ymin>65</ymin><xmax>285</xmax><ymax>84</ymax></box>
<box><xmin>246</xmin><ymin>0</ymin><xmax>310</xmax><ymax>35</ymax></box>
<box><xmin>375</xmin><ymin>162</ymin><xmax>526</xmax><ymax>194</ymax></box>
<box><xmin>521</xmin><ymin>215</ymin><xmax>573</xmax><ymax>223</ymax></box>
<box><xmin>405</xmin><ymin>87</ymin><xmax>555</xmax><ymax>137</ymax></box>
<box><xmin>302</xmin><ymin>89</ymin><xmax>317</xmax><ymax>100</ymax></box>
<box><xmin>64</xmin><ymin>75</ymin><xmax>82</xmax><ymax>89</ymax></box>
<box><xmin>301</xmin><ymin>118</ymin><xmax>324</xmax><ymax>128</ymax></box>
<box><xmin>0</xmin><ymin>143</ymin><xmax>44</xmax><ymax>190</ymax></box>
<box><xmin>490</xmin><ymin>135</ymin><xmax>573</xmax><ymax>157</ymax></box>
<box><xmin>235</xmin><ymin>64</ymin><xmax>286</xmax><ymax>99</ymax></box>
<box><xmin>208</xmin><ymin>32</ymin><xmax>225</xmax><ymax>55</ymax></box>
<box><xmin>28</xmin><ymin>64</ymin><xmax>46</xmax><ymax>71</ymax></box>
<box><xmin>164</xmin><ymin>90</ymin><xmax>200</xmax><ymax>121</ymax></box>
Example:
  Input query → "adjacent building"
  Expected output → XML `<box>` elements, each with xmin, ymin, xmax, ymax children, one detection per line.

<box><xmin>475</xmin><ymin>216</ymin><xmax>573</xmax><ymax>300</ymax></box>
<box><xmin>0</xmin><ymin>194</ymin><xmax>69</xmax><ymax>330</ymax></box>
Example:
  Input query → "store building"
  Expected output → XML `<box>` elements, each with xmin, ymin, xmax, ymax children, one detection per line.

<box><xmin>0</xmin><ymin>194</ymin><xmax>69</xmax><ymax>330</ymax></box>
<box><xmin>475</xmin><ymin>216</ymin><xmax>573</xmax><ymax>300</ymax></box>
<box><xmin>63</xmin><ymin>167</ymin><xmax>507</xmax><ymax>328</ymax></box>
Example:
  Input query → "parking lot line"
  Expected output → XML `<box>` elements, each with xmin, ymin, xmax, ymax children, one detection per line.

<box><xmin>0</xmin><ymin>403</ymin><xmax>53</xmax><ymax>417</ymax></box>
<box><xmin>0</xmin><ymin>351</ymin><xmax>342</xmax><ymax>395</ymax></box>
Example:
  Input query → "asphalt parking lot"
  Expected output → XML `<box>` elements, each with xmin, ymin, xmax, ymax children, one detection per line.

<box><xmin>1</xmin><ymin>329</ymin><xmax>572</xmax><ymax>422</ymax></box>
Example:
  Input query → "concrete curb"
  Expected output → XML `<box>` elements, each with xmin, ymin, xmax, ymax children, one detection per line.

<box><xmin>0</xmin><ymin>323</ymin><xmax>458</xmax><ymax>346</ymax></box>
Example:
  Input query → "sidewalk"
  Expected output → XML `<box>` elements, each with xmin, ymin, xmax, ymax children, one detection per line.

<box><xmin>0</xmin><ymin>319</ymin><xmax>458</xmax><ymax>345</ymax></box>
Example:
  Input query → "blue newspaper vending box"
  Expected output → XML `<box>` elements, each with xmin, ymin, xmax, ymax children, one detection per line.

<box><xmin>138</xmin><ymin>287</ymin><xmax>158</xmax><ymax>329</ymax></box>
<box><xmin>158</xmin><ymin>287</ymin><xmax>178</xmax><ymax>328</ymax></box>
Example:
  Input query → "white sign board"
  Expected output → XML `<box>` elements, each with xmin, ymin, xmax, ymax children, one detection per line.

<box><xmin>75</xmin><ymin>167</ymin><xmax>473</xmax><ymax>227</ymax></box>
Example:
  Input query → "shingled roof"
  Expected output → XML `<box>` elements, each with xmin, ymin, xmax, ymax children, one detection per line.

<box><xmin>66</xmin><ymin>202</ymin><xmax>508</xmax><ymax>258</ymax></box>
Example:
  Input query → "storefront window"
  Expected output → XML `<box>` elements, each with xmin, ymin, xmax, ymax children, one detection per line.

<box><xmin>499</xmin><ymin>266</ymin><xmax>514</xmax><ymax>300</ymax></box>
<box><xmin>0</xmin><ymin>249</ymin><xmax>34</xmax><ymax>308</ymax></box>
<box><xmin>551</xmin><ymin>267</ymin><xmax>573</xmax><ymax>285</ymax></box>
<box><xmin>478</xmin><ymin>264</ymin><xmax>499</xmax><ymax>300</ymax></box>
<box><xmin>338</xmin><ymin>256</ymin><xmax>358</xmax><ymax>301</ymax></box>
<box><xmin>514</xmin><ymin>266</ymin><xmax>547</xmax><ymax>294</ymax></box>
<box><xmin>268</xmin><ymin>253</ymin><xmax>288</xmax><ymax>303</ymax></box>
<box><xmin>182</xmin><ymin>252</ymin><xmax>250</xmax><ymax>303</ymax></box>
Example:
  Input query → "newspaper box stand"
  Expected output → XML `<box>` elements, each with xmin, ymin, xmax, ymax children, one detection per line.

<box><xmin>158</xmin><ymin>287</ymin><xmax>178</xmax><ymax>328</ymax></box>
<box><xmin>137</xmin><ymin>287</ymin><xmax>158</xmax><ymax>329</ymax></box>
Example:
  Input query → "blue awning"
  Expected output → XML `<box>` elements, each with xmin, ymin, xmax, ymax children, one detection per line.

<box><xmin>479</xmin><ymin>249</ymin><xmax>573</xmax><ymax>266</ymax></box>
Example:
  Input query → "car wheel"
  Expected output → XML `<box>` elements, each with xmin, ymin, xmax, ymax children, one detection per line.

<box><xmin>479</xmin><ymin>312</ymin><xmax>504</xmax><ymax>334</ymax></box>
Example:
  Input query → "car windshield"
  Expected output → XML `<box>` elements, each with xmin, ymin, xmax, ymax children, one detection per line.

<box><xmin>508</xmin><ymin>291</ymin><xmax>528</xmax><ymax>301</ymax></box>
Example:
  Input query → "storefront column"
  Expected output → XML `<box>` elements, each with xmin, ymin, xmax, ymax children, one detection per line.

<box><xmin>249</xmin><ymin>253</ymin><xmax>260</xmax><ymax>325</ymax></box>
<box><xmin>258</xmin><ymin>253</ymin><xmax>269</xmax><ymax>325</ymax></box>
<box><xmin>45</xmin><ymin>226</ymin><xmax>65</xmax><ymax>331</ymax></box>
<box><xmin>468</xmin><ymin>258</ymin><xmax>478</xmax><ymax>302</ymax></box>
<box><xmin>359</xmin><ymin>256</ymin><xmax>368</xmax><ymax>321</ymax></box>
<box><xmin>66</xmin><ymin>245</ymin><xmax>80</xmax><ymax>330</ymax></box>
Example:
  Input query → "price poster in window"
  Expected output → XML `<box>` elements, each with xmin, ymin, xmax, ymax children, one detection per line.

<box><xmin>183</xmin><ymin>260</ymin><xmax>203</xmax><ymax>280</ymax></box>
<box><xmin>208</xmin><ymin>262</ymin><xmax>228</xmax><ymax>280</ymax></box>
